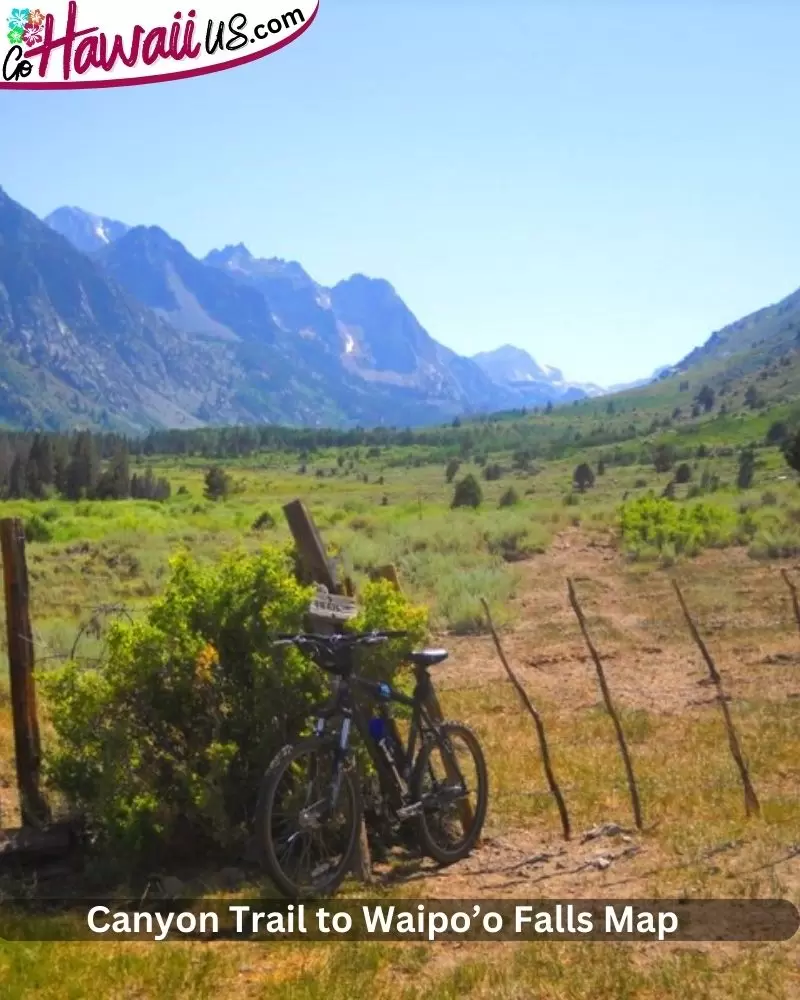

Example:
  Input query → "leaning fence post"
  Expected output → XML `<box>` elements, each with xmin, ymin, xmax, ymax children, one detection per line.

<box><xmin>567</xmin><ymin>579</ymin><xmax>643</xmax><ymax>831</ymax></box>
<box><xmin>283</xmin><ymin>499</ymin><xmax>339</xmax><ymax>591</ymax></box>
<box><xmin>1</xmin><ymin>518</ymin><xmax>51</xmax><ymax>828</ymax></box>
<box><xmin>780</xmin><ymin>569</ymin><xmax>800</xmax><ymax>636</ymax></box>
<box><xmin>671</xmin><ymin>580</ymin><xmax>760</xmax><ymax>817</ymax></box>
<box><xmin>281</xmin><ymin>500</ymin><xmax>373</xmax><ymax>883</ymax></box>
<box><xmin>481</xmin><ymin>598</ymin><xmax>571</xmax><ymax>840</ymax></box>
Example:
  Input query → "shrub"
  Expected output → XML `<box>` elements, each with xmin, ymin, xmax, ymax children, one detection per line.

<box><xmin>696</xmin><ymin>385</ymin><xmax>715</xmax><ymax>412</ymax></box>
<box><xmin>204</xmin><ymin>466</ymin><xmax>231</xmax><ymax>501</ymax></box>
<box><xmin>24</xmin><ymin>514</ymin><xmax>54</xmax><ymax>544</ymax></box>
<box><xmin>512</xmin><ymin>449</ymin><xmax>535</xmax><ymax>471</ymax></box>
<box><xmin>43</xmin><ymin>548</ymin><xmax>425</xmax><ymax>864</ymax></box>
<box><xmin>674</xmin><ymin>462</ymin><xmax>692</xmax><ymax>484</ymax></box>
<box><xmin>619</xmin><ymin>495</ymin><xmax>737</xmax><ymax>560</ymax></box>
<box><xmin>445</xmin><ymin>458</ymin><xmax>461</xmax><ymax>483</ymax></box>
<box><xmin>452</xmin><ymin>474</ymin><xmax>483</xmax><ymax>509</ymax></box>
<box><xmin>782</xmin><ymin>430</ymin><xmax>800</xmax><ymax>475</ymax></box>
<box><xmin>573</xmin><ymin>463</ymin><xmax>595</xmax><ymax>493</ymax></box>
<box><xmin>483</xmin><ymin>463</ymin><xmax>505</xmax><ymax>482</ymax></box>
<box><xmin>749</xmin><ymin>526</ymin><xmax>800</xmax><ymax>560</ymax></box>
<box><xmin>251</xmin><ymin>511</ymin><xmax>276</xmax><ymax>531</ymax></box>
<box><xmin>348</xmin><ymin>580</ymin><xmax>427</xmax><ymax>683</ymax></box>
<box><xmin>498</xmin><ymin>486</ymin><xmax>520</xmax><ymax>508</ymax></box>
<box><xmin>652</xmin><ymin>444</ymin><xmax>675</xmax><ymax>473</ymax></box>
<box><xmin>744</xmin><ymin>385</ymin><xmax>761</xmax><ymax>410</ymax></box>
<box><xmin>766</xmin><ymin>421</ymin><xmax>789</xmax><ymax>446</ymax></box>
<box><xmin>486</xmin><ymin>525</ymin><xmax>544</xmax><ymax>562</ymax></box>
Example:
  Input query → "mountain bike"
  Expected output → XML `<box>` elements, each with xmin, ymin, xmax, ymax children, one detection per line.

<box><xmin>255</xmin><ymin>630</ymin><xmax>488</xmax><ymax>898</ymax></box>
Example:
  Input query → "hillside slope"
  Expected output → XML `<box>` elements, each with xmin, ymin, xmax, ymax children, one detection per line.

<box><xmin>0</xmin><ymin>187</ymin><xmax>234</xmax><ymax>431</ymax></box>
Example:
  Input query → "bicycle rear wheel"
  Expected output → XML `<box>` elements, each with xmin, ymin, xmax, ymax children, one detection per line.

<box><xmin>256</xmin><ymin>737</ymin><xmax>362</xmax><ymax>899</ymax></box>
<box><xmin>412</xmin><ymin>721</ymin><xmax>488</xmax><ymax>865</ymax></box>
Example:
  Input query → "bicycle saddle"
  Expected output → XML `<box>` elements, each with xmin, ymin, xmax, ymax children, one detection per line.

<box><xmin>408</xmin><ymin>649</ymin><xmax>448</xmax><ymax>667</ymax></box>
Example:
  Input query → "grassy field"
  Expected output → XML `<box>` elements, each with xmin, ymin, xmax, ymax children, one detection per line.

<box><xmin>1</xmin><ymin>402</ymin><xmax>800</xmax><ymax>997</ymax></box>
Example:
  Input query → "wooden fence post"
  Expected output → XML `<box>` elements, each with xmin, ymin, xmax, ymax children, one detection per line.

<box><xmin>671</xmin><ymin>580</ymin><xmax>760</xmax><ymax>818</ymax></box>
<box><xmin>283</xmin><ymin>499</ymin><xmax>339</xmax><ymax>592</ymax></box>
<box><xmin>780</xmin><ymin>570</ymin><xmax>800</xmax><ymax>636</ymax></box>
<box><xmin>370</xmin><ymin>565</ymin><xmax>403</xmax><ymax>591</ymax></box>
<box><xmin>481</xmin><ymin>598</ymin><xmax>571</xmax><ymax>840</ymax></box>
<box><xmin>568</xmin><ymin>579</ymin><xmax>643</xmax><ymax>831</ymax></box>
<box><xmin>281</xmin><ymin>500</ymin><xmax>373</xmax><ymax>883</ymax></box>
<box><xmin>1</xmin><ymin>518</ymin><xmax>51</xmax><ymax>828</ymax></box>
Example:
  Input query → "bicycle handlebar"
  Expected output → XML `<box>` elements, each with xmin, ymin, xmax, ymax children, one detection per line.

<box><xmin>272</xmin><ymin>630</ymin><xmax>409</xmax><ymax>649</ymax></box>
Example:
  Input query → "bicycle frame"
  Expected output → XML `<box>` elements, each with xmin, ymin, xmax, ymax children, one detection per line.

<box><xmin>313</xmin><ymin>665</ymin><xmax>441</xmax><ymax>815</ymax></box>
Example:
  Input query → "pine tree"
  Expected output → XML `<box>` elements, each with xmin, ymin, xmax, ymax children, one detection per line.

<box><xmin>8</xmin><ymin>455</ymin><xmax>26</xmax><ymax>499</ymax></box>
<box><xmin>451</xmin><ymin>474</ymin><xmax>483</xmax><ymax>509</ymax></box>
<box><xmin>737</xmin><ymin>449</ymin><xmax>756</xmax><ymax>490</ymax></box>
<box><xmin>573</xmin><ymin>463</ymin><xmax>595</xmax><ymax>493</ymax></box>
<box><xmin>64</xmin><ymin>431</ymin><xmax>99</xmax><ymax>500</ymax></box>
<box><xmin>204</xmin><ymin>466</ymin><xmax>231</xmax><ymax>501</ymax></box>
<box><xmin>29</xmin><ymin>434</ymin><xmax>55</xmax><ymax>489</ymax></box>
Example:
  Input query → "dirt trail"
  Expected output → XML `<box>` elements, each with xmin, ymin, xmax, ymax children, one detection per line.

<box><xmin>437</xmin><ymin>528</ymin><xmax>800</xmax><ymax>715</ymax></box>
<box><xmin>403</xmin><ymin>529</ymin><xmax>800</xmax><ymax>899</ymax></box>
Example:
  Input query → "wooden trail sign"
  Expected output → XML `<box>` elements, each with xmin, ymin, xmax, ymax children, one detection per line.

<box><xmin>308</xmin><ymin>585</ymin><xmax>358</xmax><ymax>624</ymax></box>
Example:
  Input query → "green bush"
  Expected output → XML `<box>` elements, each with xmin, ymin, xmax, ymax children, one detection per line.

<box><xmin>251</xmin><ymin>510</ymin><xmax>277</xmax><ymax>531</ymax></box>
<box><xmin>204</xmin><ymin>466</ymin><xmax>231</xmax><ymax>501</ymax></box>
<box><xmin>43</xmin><ymin>546</ymin><xmax>426</xmax><ymax>864</ymax></box>
<box><xmin>452</xmin><ymin>473</ymin><xmax>483</xmax><ymax>508</ymax></box>
<box><xmin>24</xmin><ymin>514</ymin><xmax>54</xmax><ymax>543</ymax></box>
<box><xmin>573</xmin><ymin>463</ymin><xmax>595</xmax><ymax>492</ymax></box>
<box><xmin>498</xmin><ymin>486</ymin><xmax>520</xmax><ymax>508</ymax></box>
<box><xmin>348</xmin><ymin>579</ymin><xmax>428</xmax><ymax>683</ymax></box>
<box><xmin>619</xmin><ymin>495</ymin><xmax>737</xmax><ymax>560</ymax></box>
<box><xmin>483</xmin><ymin>463</ymin><xmax>505</xmax><ymax>482</ymax></box>
<box><xmin>445</xmin><ymin>458</ymin><xmax>461</xmax><ymax>483</ymax></box>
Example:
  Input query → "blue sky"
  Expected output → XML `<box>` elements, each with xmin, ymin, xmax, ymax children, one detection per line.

<box><xmin>3</xmin><ymin>0</ymin><xmax>800</xmax><ymax>386</ymax></box>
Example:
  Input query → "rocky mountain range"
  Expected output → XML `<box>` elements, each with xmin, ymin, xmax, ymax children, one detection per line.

<box><xmin>1</xmin><ymin>186</ymin><xmax>796</xmax><ymax>434</ymax></box>
<box><xmin>0</xmin><ymin>182</ymin><xmax>695</xmax><ymax>433</ymax></box>
<box><xmin>0</xmin><ymin>188</ymin><xmax>599</xmax><ymax>431</ymax></box>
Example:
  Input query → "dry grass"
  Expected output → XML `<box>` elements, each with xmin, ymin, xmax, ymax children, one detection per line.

<box><xmin>1</xmin><ymin>466</ymin><xmax>800</xmax><ymax>995</ymax></box>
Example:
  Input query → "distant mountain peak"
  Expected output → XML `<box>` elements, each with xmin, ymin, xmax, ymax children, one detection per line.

<box><xmin>336</xmin><ymin>273</ymin><xmax>396</xmax><ymax>294</ymax></box>
<box><xmin>204</xmin><ymin>245</ymin><xmax>314</xmax><ymax>287</ymax></box>
<box><xmin>472</xmin><ymin>344</ymin><xmax>565</xmax><ymax>385</ymax></box>
<box><xmin>45</xmin><ymin>205</ymin><xmax>130</xmax><ymax>254</ymax></box>
<box><xmin>215</xmin><ymin>242</ymin><xmax>253</xmax><ymax>260</ymax></box>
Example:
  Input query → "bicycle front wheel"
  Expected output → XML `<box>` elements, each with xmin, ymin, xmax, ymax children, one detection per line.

<box><xmin>412</xmin><ymin>721</ymin><xmax>488</xmax><ymax>865</ymax></box>
<box><xmin>256</xmin><ymin>738</ymin><xmax>362</xmax><ymax>899</ymax></box>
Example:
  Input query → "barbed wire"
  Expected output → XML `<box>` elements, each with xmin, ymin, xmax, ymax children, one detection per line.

<box><xmin>0</xmin><ymin>603</ymin><xmax>145</xmax><ymax>671</ymax></box>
